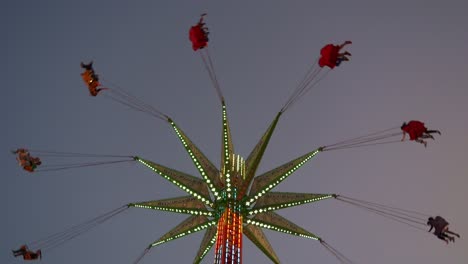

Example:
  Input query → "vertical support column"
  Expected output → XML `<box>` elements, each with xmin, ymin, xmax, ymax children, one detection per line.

<box><xmin>214</xmin><ymin>201</ymin><xmax>243</xmax><ymax>264</ymax></box>
<box><xmin>215</xmin><ymin>154</ymin><xmax>244</xmax><ymax>264</ymax></box>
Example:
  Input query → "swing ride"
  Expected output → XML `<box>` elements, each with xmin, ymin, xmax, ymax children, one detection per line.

<box><xmin>11</xmin><ymin>14</ymin><xmax>458</xmax><ymax>264</ymax></box>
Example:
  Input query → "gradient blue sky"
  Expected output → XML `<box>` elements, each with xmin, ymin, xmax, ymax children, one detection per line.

<box><xmin>3</xmin><ymin>1</ymin><xmax>468</xmax><ymax>263</ymax></box>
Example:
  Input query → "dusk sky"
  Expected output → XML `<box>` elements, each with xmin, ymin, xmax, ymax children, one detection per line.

<box><xmin>3</xmin><ymin>1</ymin><xmax>468</xmax><ymax>263</ymax></box>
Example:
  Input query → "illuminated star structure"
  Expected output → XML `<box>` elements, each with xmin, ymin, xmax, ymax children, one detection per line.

<box><xmin>129</xmin><ymin>99</ymin><xmax>333</xmax><ymax>264</ymax></box>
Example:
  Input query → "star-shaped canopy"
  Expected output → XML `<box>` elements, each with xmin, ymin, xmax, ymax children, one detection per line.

<box><xmin>129</xmin><ymin>101</ymin><xmax>334</xmax><ymax>263</ymax></box>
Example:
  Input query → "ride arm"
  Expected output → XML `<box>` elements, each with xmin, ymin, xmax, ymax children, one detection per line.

<box><xmin>167</xmin><ymin>118</ymin><xmax>223</xmax><ymax>199</ymax></box>
<box><xmin>136</xmin><ymin>157</ymin><xmax>212</xmax><ymax>206</ymax></box>
<box><xmin>247</xmin><ymin>148</ymin><xmax>322</xmax><ymax>206</ymax></box>
<box><xmin>248</xmin><ymin>192</ymin><xmax>333</xmax><ymax>216</ymax></box>
<box><xmin>220</xmin><ymin>101</ymin><xmax>236</xmax><ymax>199</ymax></box>
<box><xmin>193</xmin><ymin>226</ymin><xmax>217</xmax><ymax>264</ymax></box>
<box><xmin>148</xmin><ymin>216</ymin><xmax>216</xmax><ymax>248</ymax></box>
<box><xmin>128</xmin><ymin>196</ymin><xmax>212</xmax><ymax>217</ymax></box>
<box><xmin>246</xmin><ymin>211</ymin><xmax>321</xmax><ymax>241</ymax></box>
<box><xmin>243</xmin><ymin>224</ymin><xmax>280</xmax><ymax>264</ymax></box>
<box><xmin>238</xmin><ymin>112</ymin><xmax>281</xmax><ymax>198</ymax></box>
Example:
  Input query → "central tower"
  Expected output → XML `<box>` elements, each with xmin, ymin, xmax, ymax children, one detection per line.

<box><xmin>214</xmin><ymin>154</ymin><xmax>245</xmax><ymax>264</ymax></box>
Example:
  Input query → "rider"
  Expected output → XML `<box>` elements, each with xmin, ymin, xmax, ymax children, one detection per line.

<box><xmin>319</xmin><ymin>40</ymin><xmax>352</xmax><ymax>68</ymax></box>
<box><xmin>12</xmin><ymin>245</ymin><xmax>42</xmax><ymax>260</ymax></box>
<box><xmin>13</xmin><ymin>148</ymin><xmax>42</xmax><ymax>172</ymax></box>
<box><xmin>427</xmin><ymin>216</ymin><xmax>460</xmax><ymax>244</ymax></box>
<box><xmin>81</xmin><ymin>61</ymin><xmax>107</xmax><ymax>96</ymax></box>
<box><xmin>189</xmin><ymin>14</ymin><xmax>209</xmax><ymax>51</ymax></box>
<box><xmin>401</xmin><ymin>120</ymin><xmax>441</xmax><ymax>147</ymax></box>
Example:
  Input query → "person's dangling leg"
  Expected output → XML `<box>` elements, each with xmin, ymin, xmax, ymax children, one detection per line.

<box><xmin>441</xmin><ymin>232</ymin><xmax>455</xmax><ymax>242</ymax></box>
<box><xmin>335</xmin><ymin>59</ymin><xmax>342</xmax><ymax>66</ymax></box>
<box><xmin>416</xmin><ymin>139</ymin><xmax>427</xmax><ymax>147</ymax></box>
<box><xmin>421</xmin><ymin>134</ymin><xmax>435</xmax><ymax>140</ymax></box>
<box><xmin>446</xmin><ymin>230</ymin><xmax>460</xmax><ymax>238</ymax></box>
<box><xmin>426</xmin><ymin>130</ymin><xmax>441</xmax><ymax>135</ymax></box>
